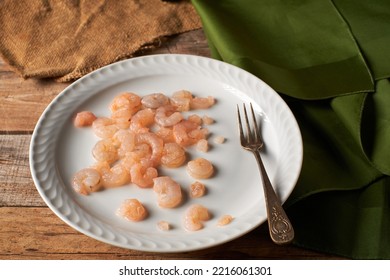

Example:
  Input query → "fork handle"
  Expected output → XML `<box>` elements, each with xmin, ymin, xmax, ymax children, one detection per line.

<box><xmin>253</xmin><ymin>151</ymin><xmax>294</xmax><ymax>245</ymax></box>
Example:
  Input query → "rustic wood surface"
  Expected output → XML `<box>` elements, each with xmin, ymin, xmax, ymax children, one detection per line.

<box><xmin>0</xmin><ymin>29</ymin><xmax>343</xmax><ymax>260</ymax></box>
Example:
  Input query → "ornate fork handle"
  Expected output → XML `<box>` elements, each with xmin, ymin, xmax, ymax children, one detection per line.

<box><xmin>252</xmin><ymin>150</ymin><xmax>294</xmax><ymax>245</ymax></box>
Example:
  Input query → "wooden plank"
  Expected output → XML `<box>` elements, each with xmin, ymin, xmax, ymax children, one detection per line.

<box><xmin>0</xmin><ymin>67</ymin><xmax>68</xmax><ymax>132</ymax></box>
<box><xmin>0</xmin><ymin>207</ymin><xmax>339</xmax><ymax>260</ymax></box>
<box><xmin>0</xmin><ymin>29</ymin><xmax>210</xmax><ymax>132</ymax></box>
<box><xmin>0</xmin><ymin>134</ymin><xmax>45</xmax><ymax>207</ymax></box>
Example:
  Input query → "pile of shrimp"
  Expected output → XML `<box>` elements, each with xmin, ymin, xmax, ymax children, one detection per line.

<box><xmin>72</xmin><ymin>90</ymin><xmax>233</xmax><ymax>230</ymax></box>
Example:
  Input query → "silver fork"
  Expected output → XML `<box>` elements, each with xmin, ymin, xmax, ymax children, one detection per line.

<box><xmin>237</xmin><ymin>103</ymin><xmax>294</xmax><ymax>245</ymax></box>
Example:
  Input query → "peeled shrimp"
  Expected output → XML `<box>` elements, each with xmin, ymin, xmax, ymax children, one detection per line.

<box><xmin>153</xmin><ymin>176</ymin><xmax>182</xmax><ymax>208</ymax></box>
<box><xmin>187</xmin><ymin>114</ymin><xmax>202</xmax><ymax>125</ymax></box>
<box><xmin>73</xmin><ymin>111</ymin><xmax>97</xmax><ymax>127</ymax></box>
<box><xmin>130</xmin><ymin>162</ymin><xmax>158</xmax><ymax>188</ymax></box>
<box><xmin>71</xmin><ymin>168</ymin><xmax>102</xmax><ymax>195</ymax></box>
<box><xmin>155</xmin><ymin>105</ymin><xmax>183</xmax><ymax>127</ymax></box>
<box><xmin>183</xmin><ymin>204</ymin><xmax>210</xmax><ymax>231</ymax></box>
<box><xmin>173</xmin><ymin>120</ymin><xmax>208</xmax><ymax>147</ymax></box>
<box><xmin>213</xmin><ymin>135</ymin><xmax>225</xmax><ymax>144</ymax></box>
<box><xmin>113</xmin><ymin>129</ymin><xmax>136</xmax><ymax>158</ymax></box>
<box><xmin>202</xmin><ymin>115</ymin><xmax>214</xmax><ymax>125</ymax></box>
<box><xmin>157</xmin><ymin>220</ymin><xmax>171</xmax><ymax>231</ymax></box>
<box><xmin>141</xmin><ymin>93</ymin><xmax>169</xmax><ymax>109</ymax></box>
<box><xmin>190</xmin><ymin>96</ymin><xmax>215</xmax><ymax>110</ymax></box>
<box><xmin>170</xmin><ymin>90</ymin><xmax>193</xmax><ymax>112</ymax></box>
<box><xmin>72</xmin><ymin>91</ymin><xmax>220</xmax><ymax>219</ymax></box>
<box><xmin>109</xmin><ymin>92</ymin><xmax>141</xmax><ymax>114</ymax></box>
<box><xmin>196</xmin><ymin>139</ymin><xmax>209</xmax><ymax>152</ymax></box>
<box><xmin>111</xmin><ymin>108</ymin><xmax>133</xmax><ymax>129</ymax></box>
<box><xmin>92</xmin><ymin>117</ymin><xmax>118</xmax><ymax>139</ymax></box>
<box><xmin>116</xmin><ymin>198</ymin><xmax>148</xmax><ymax>222</ymax></box>
<box><xmin>161</xmin><ymin>142</ymin><xmax>186</xmax><ymax>168</ymax></box>
<box><xmin>94</xmin><ymin>161</ymin><xmax>130</xmax><ymax>188</ymax></box>
<box><xmin>109</xmin><ymin>93</ymin><xmax>142</xmax><ymax>128</ymax></box>
<box><xmin>135</xmin><ymin>132</ymin><xmax>163</xmax><ymax>167</ymax></box>
<box><xmin>186</xmin><ymin>158</ymin><xmax>214</xmax><ymax>179</ymax></box>
<box><xmin>129</xmin><ymin>108</ymin><xmax>155</xmax><ymax>133</ymax></box>
<box><xmin>217</xmin><ymin>215</ymin><xmax>233</xmax><ymax>226</ymax></box>
<box><xmin>92</xmin><ymin>138</ymin><xmax>118</xmax><ymax>164</ymax></box>
<box><xmin>126</xmin><ymin>143</ymin><xmax>152</xmax><ymax>165</ymax></box>
<box><xmin>155</xmin><ymin>126</ymin><xmax>175</xmax><ymax>143</ymax></box>
<box><xmin>189</xmin><ymin>181</ymin><xmax>206</xmax><ymax>198</ymax></box>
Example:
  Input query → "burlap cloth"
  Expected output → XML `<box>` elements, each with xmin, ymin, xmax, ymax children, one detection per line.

<box><xmin>0</xmin><ymin>0</ymin><xmax>202</xmax><ymax>82</ymax></box>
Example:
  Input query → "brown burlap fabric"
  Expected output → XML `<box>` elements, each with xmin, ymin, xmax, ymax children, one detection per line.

<box><xmin>0</xmin><ymin>0</ymin><xmax>202</xmax><ymax>82</ymax></box>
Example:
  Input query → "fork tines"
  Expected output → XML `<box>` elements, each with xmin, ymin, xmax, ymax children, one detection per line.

<box><xmin>237</xmin><ymin>103</ymin><xmax>261</xmax><ymax>145</ymax></box>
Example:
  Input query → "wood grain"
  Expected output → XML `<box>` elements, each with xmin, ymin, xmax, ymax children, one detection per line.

<box><xmin>0</xmin><ymin>29</ymin><xmax>343</xmax><ymax>259</ymax></box>
<box><xmin>0</xmin><ymin>134</ymin><xmax>45</xmax><ymax>207</ymax></box>
<box><xmin>0</xmin><ymin>207</ymin><xmax>338</xmax><ymax>260</ymax></box>
<box><xmin>0</xmin><ymin>73</ymin><xmax>67</xmax><ymax>132</ymax></box>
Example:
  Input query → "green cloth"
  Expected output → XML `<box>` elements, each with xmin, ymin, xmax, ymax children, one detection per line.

<box><xmin>192</xmin><ymin>0</ymin><xmax>390</xmax><ymax>259</ymax></box>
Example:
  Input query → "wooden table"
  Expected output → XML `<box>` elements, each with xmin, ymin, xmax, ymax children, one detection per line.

<box><xmin>0</xmin><ymin>29</ymin><xmax>342</xmax><ymax>260</ymax></box>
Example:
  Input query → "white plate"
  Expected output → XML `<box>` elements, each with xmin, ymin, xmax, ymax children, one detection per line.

<box><xmin>29</xmin><ymin>54</ymin><xmax>303</xmax><ymax>253</ymax></box>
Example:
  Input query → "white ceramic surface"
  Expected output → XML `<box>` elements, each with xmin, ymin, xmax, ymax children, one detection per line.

<box><xmin>29</xmin><ymin>54</ymin><xmax>303</xmax><ymax>252</ymax></box>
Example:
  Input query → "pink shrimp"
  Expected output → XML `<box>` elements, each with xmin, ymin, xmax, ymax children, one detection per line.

<box><xmin>183</xmin><ymin>204</ymin><xmax>210</xmax><ymax>231</ymax></box>
<box><xmin>141</xmin><ymin>93</ymin><xmax>169</xmax><ymax>109</ymax></box>
<box><xmin>116</xmin><ymin>198</ymin><xmax>148</xmax><ymax>222</ymax></box>
<box><xmin>190</xmin><ymin>96</ymin><xmax>215</xmax><ymax>110</ymax></box>
<box><xmin>217</xmin><ymin>215</ymin><xmax>234</xmax><ymax>226</ymax></box>
<box><xmin>71</xmin><ymin>168</ymin><xmax>102</xmax><ymax>195</ymax></box>
<box><xmin>172</xmin><ymin>120</ymin><xmax>208</xmax><ymax>147</ymax></box>
<box><xmin>130</xmin><ymin>162</ymin><xmax>158</xmax><ymax>188</ymax></box>
<box><xmin>110</xmin><ymin>108</ymin><xmax>133</xmax><ymax>129</ymax></box>
<box><xmin>187</xmin><ymin>114</ymin><xmax>202</xmax><ymax>125</ymax></box>
<box><xmin>126</xmin><ymin>143</ymin><xmax>152</xmax><ymax>166</ymax></box>
<box><xmin>196</xmin><ymin>139</ymin><xmax>209</xmax><ymax>152</ymax></box>
<box><xmin>155</xmin><ymin>126</ymin><xmax>175</xmax><ymax>143</ymax></box>
<box><xmin>94</xmin><ymin>161</ymin><xmax>130</xmax><ymax>188</ymax></box>
<box><xmin>213</xmin><ymin>135</ymin><xmax>225</xmax><ymax>144</ymax></box>
<box><xmin>186</xmin><ymin>158</ymin><xmax>214</xmax><ymax>179</ymax></box>
<box><xmin>109</xmin><ymin>92</ymin><xmax>141</xmax><ymax>114</ymax></box>
<box><xmin>92</xmin><ymin>138</ymin><xmax>118</xmax><ymax>164</ymax></box>
<box><xmin>135</xmin><ymin>132</ymin><xmax>163</xmax><ymax>167</ymax></box>
<box><xmin>170</xmin><ymin>90</ymin><xmax>193</xmax><ymax>112</ymax></box>
<box><xmin>155</xmin><ymin>104</ymin><xmax>183</xmax><ymax>127</ymax></box>
<box><xmin>129</xmin><ymin>108</ymin><xmax>155</xmax><ymax>133</ymax></box>
<box><xmin>92</xmin><ymin>117</ymin><xmax>118</xmax><ymax>139</ymax></box>
<box><xmin>113</xmin><ymin>129</ymin><xmax>136</xmax><ymax>158</ymax></box>
<box><xmin>153</xmin><ymin>176</ymin><xmax>182</xmax><ymax>208</ymax></box>
<box><xmin>202</xmin><ymin>115</ymin><xmax>214</xmax><ymax>125</ymax></box>
<box><xmin>189</xmin><ymin>181</ymin><xmax>206</xmax><ymax>198</ymax></box>
<box><xmin>73</xmin><ymin>111</ymin><xmax>97</xmax><ymax>127</ymax></box>
<box><xmin>157</xmin><ymin>221</ymin><xmax>171</xmax><ymax>231</ymax></box>
<box><xmin>161</xmin><ymin>142</ymin><xmax>186</xmax><ymax>168</ymax></box>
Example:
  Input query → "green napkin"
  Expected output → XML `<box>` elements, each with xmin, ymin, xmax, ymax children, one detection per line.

<box><xmin>192</xmin><ymin>0</ymin><xmax>390</xmax><ymax>259</ymax></box>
